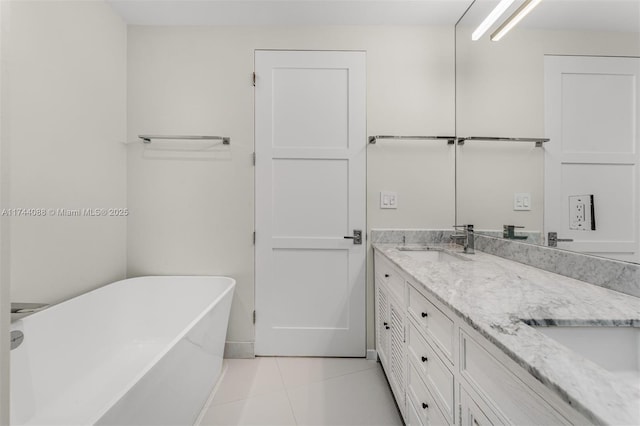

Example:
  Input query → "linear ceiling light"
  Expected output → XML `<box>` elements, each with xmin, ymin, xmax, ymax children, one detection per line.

<box><xmin>472</xmin><ymin>0</ymin><xmax>516</xmax><ymax>41</ymax></box>
<box><xmin>490</xmin><ymin>0</ymin><xmax>542</xmax><ymax>41</ymax></box>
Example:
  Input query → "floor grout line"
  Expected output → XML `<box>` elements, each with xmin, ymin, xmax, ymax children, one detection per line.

<box><xmin>281</xmin><ymin>359</ymin><xmax>380</xmax><ymax>392</ymax></box>
<box><xmin>275</xmin><ymin>357</ymin><xmax>300</xmax><ymax>425</ymax></box>
<box><xmin>206</xmin><ymin>357</ymin><xmax>400</xmax><ymax>426</ymax></box>
<box><xmin>209</xmin><ymin>358</ymin><xmax>288</xmax><ymax>407</ymax></box>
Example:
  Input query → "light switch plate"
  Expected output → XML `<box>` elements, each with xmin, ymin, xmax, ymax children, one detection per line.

<box><xmin>380</xmin><ymin>191</ymin><xmax>397</xmax><ymax>209</ymax></box>
<box><xmin>514</xmin><ymin>193</ymin><xmax>531</xmax><ymax>211</ymax></box>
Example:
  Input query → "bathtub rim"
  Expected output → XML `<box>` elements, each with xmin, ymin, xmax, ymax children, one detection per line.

<box><xmin>11</xmin><ymin>275</ymin><xmax>235</xmax><ymax>327</ymax></box>
<box><xmin>11</xmin><ymin>275</ymin><xmax>236</xmax><ymax>426</ymax></box>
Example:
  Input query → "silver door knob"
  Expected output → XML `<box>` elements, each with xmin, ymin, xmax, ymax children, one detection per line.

<box><xmin>343</xmin><ymin>230</ymin><xmax>362</xmax><ymax>245</ymax></box>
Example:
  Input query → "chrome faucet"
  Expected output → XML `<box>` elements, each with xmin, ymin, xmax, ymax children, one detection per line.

<box><xmin>451</xmin><ymin>224</ymin><xmax>475</xmax><ymax>254</ymax></box>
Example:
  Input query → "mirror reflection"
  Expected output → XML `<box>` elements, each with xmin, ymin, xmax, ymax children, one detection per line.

<box><xmin>455</xmin><ymin>0</ymin><xmax>640</xmax><ymax>263</ymax></box>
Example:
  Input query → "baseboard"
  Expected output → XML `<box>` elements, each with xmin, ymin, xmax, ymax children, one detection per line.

<box><xmin>224</xmin><ymin>341</ymin><xmax>255</xmax><ymax>359</ymax></box>
<box><xmin>224</xmin><ymin>342</ymin><xmax>375</xmax><ymax>360</ymax></box>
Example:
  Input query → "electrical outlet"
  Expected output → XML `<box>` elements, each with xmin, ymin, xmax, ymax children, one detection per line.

<box><xmin>380</xmin><ymin>191</ymin><xmax>397</xmax><ymax>209</ymax></box>
<box><xmin>569</xmin><ymin>195</ymin><xmax>595</xmax><ymax>230</ymax></box>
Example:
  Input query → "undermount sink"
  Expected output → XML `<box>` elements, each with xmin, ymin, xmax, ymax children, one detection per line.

<box><xmin>397</xmin><ymin>247</ymin><xmax>469</xmax><ymax>262</ymax></box>
<box><xmin>531</xmin><ymin>325</ymin><xmax>640</xmax><ymax>389</ymax></box>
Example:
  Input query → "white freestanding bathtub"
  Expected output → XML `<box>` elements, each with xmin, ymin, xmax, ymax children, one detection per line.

<box><xmin>10</xmin><ymin>276</ymin><xmax>235</xmax><ymax>426</ymax></box>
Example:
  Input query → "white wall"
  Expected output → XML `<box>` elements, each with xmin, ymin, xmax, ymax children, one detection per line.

<box><xmin>4</xmin><ymin>0</ymin><xmax>128</xmax><ymax>304</ymax></box>
<box><xmin>0</xmin><ymin>0</ymin><xmax>9</xmax><ymax>421</ymax></box>
<box><xmin>456</xmin><ymin>27</ymin><xmax>640</xmax><ymax>233</ymax></box>
<box><xmin>127</xmin><ymin>25</ymin><xmax>455</xmax><ymax>352</ymax></box>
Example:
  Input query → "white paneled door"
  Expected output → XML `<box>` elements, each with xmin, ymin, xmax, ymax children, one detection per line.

<box><xmin>254</xmin><ymin>50</ymin><xmax>366</xmax><ymax>356</ymax></box>
<box><xmin>544</xmin><ymin>56</ymin><xmax>640</xmax><ymax>262</ymax></box>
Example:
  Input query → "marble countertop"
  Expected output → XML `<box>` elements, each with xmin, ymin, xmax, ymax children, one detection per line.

<box><xmin>373</xmin><ymin>243</ymin><xmax>640</xmax><ymax>425</ymax></box>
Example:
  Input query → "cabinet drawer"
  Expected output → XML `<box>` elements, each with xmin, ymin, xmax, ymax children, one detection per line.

<box><xmin>460</xmin><ymin>331</ymin><xmax>570</xmax><ymax>425</ymax></box>
<box><xmin>407</xmin><ymin>283</ymin><xmax>454</xmax><ymax>361</ymax></box>
<box><xmin>407</xmin><ymin>362</ymin><xmax>451</xmax><ymax>426</ymax></box>
<box><xmin>406</xmin><ymin>395</ymin><xmax>425</xmax><ymax>426</ymax></box>
<box><xmin>407</xmin><ymin>320</ymin><xmax>455</xmax><ymax>422</ymax></box>
<box><xmin>375</xmin><ymin>253</ymin><xmax>405</xmax><ymax>303</ymax></box>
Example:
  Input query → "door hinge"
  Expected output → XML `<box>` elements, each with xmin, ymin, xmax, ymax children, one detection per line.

<box><xmin>252</xmin><ymin>72</ymin><xmax>256</xmax><ymax>86</ymax></box>
<box><xmin>252</xmin><ymin>152</ymin><xmax>256</xmax><ymax>166</ymax></box>
<box><xmin>253</xmin><ymin>310</ymin><xmax>256</xmax><ymax>324</ymax></box>
<box><xmin>253</xmin><ymin>231</ymin><xmax>256</xmax><ymax>245</ymax></box>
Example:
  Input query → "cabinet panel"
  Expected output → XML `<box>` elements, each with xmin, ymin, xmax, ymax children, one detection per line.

<box><xmin>407</xmin><ymin>320</ymin><xmax>454</xmax><ymax>422</ymax></box>
<box><xmin>389</xmin><ymin>301</ymin><xmax>406</xmax><ymax>412</ymax></box>
<box><xmin>375</xmin><ymin>280</ymin><xmax>389</xmax><ymax>368</ymax></box>
<box><xmin>460</xmin><ymin>331</ymin><xmax>570</xmax><ymax>426</ymax></box>
<box><xmin>407</xmin><ymin>362</ymin><xmax>450</xmax><ymax>425</ymax></box>
<box><xmin>407</xmin><ymin>283</ymin><xmax>454</xmax><ymax>361</ymax></box>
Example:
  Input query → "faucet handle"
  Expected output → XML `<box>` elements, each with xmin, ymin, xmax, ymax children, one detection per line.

<box><xmin>503</xmin><ymin>225</ymin><xmax>525</xmax><ymax>239</ymax></box>
<box><xmin>547</xmin><ymin>231</ymin><xmax>573</xmax><ymax>247</ymax></box>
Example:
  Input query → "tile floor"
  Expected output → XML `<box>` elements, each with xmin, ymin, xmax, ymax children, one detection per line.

<box><xmin>199</xmin><ymin>357</ymin><xmax>404</xmax><ymax>426</ymax></box>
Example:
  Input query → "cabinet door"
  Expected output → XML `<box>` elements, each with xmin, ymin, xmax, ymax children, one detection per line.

<box><xmin>460</xmin><ymin>386</ymin><xmax>501</xmax><ymax>426</ymax></box>
<box><xmin>460</xmin><ymin>331</ymin><xmax>570</xmax><ymax>425</ymax></box>
<box><xmin>389</xmin><ymin>299</ymin><xmax>406</xmax><ymax>414</ymax></box>
<box><xmin>375</xmin><ymin>281</ymin><xmax>390</xmax><ymax>367</ymax></box>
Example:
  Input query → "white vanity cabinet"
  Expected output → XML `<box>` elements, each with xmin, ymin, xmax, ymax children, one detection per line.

<box><xmin>374</xmin><ymin>252</ymin><xmax>406</xmax><ymax>417</ymax></box>
<box><xmin>373</xmin><ymin>249</ymin><xmax>592</xmax><ymax>426</ymax></box>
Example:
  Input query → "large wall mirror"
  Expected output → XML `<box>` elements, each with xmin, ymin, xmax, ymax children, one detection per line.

<box><xmin>455</xmin><ymin>0</ymin><xmax>640</xmax><ymax>263</ymax></box>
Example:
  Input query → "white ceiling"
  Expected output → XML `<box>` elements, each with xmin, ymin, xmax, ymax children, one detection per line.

<box><xmin>106</xmin><ymin>0</ymin><xmax>473</xmax><ymax>26</ymax></box>
<box><xmin>107</xmin><ymin>0</ymin><xmax>640</xmax><ymax>32</ymax></box>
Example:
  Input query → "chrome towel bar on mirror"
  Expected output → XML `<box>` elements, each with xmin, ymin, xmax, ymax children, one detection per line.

<box><xmin>368</xmin><ymin>135</ymin><xmax>456</xmax><ymax>144</ymax></box>
<box><xmin>457</xmin><ymin>136</ymin><xmax>549</xmax><ymax>147</ymax></box>
<box><xmin>138</xmin><ymin>135</ymin><xmax>231</xmax><ymax>145</ymax></box>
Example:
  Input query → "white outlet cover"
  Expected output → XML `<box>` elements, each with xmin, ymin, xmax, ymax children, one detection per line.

<box><xmin>514</xmin><ymin>193</ymin><xmax>531</xmax><ymax>211</ymax></box>
<box><xmin>569</xmin><ymin>194</ymin><xmax>594</xmax><ymax>231</ymax></box>
<box><xmin>380</xmin><ymin>191</ymin><xmax>397</xmax><ymax>209</ymax></box>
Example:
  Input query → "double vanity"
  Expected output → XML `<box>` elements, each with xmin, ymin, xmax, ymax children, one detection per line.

<box><xmin>373</xmin><ymin>236</ymin><xmax>639</xmax><ymax>425</ymax></box>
